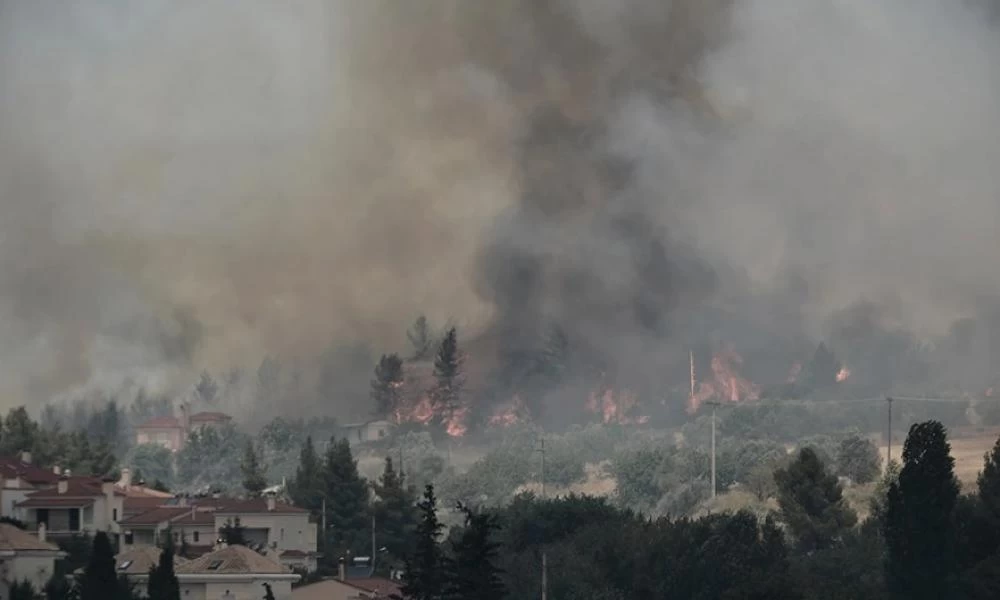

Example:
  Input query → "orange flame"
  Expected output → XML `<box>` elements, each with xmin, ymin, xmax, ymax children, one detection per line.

<box><xmin>489</xmin><ymin>394</ymin><xmax>530</xmax><ymax>428</ymax></box>
<box><xmin>836</xmin><ymin>366</ymin><xmax>851</xmax><ymax>383</ymax></box>
<box><xmin>586</xmin><ymin>388</ymin><xmax>649</xmax><ymax>425</ymax></box>
<box><xmin>688</xmin><ymin>348</ymin><xmax>760</xmax><ymax>413</ymax></box>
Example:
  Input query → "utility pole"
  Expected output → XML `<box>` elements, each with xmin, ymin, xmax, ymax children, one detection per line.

<box><xmin>706</xmin><ymin>401</ymin><xmax>721</xmax><ymax>499</ymax></box>
<box><xmin>321</xmin><ymin>496</ymin><xmax>327</xmax><ymax>553</ymax></box>
<box><xmin>886</xmin><ymin>396</ymin><xmax>894</xmax><ymax>465</ymax></box>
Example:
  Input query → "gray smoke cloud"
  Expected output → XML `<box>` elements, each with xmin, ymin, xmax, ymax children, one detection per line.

<box><xmin>2</xmin><ymin>0</ymin><xmax>1000</xmax><ymax>411</ymax></box>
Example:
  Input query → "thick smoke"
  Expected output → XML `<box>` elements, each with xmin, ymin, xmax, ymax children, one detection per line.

<box><xmin>2</xmin><ymin>0</ymin><xmax>1000</xmax><ymax>411</ymax></box>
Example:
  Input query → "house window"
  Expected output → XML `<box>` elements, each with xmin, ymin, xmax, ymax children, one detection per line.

<box><xmin>193</xmin><ymin>531</ymin><xmax>199</xmax><ymax>543</ymax></box>
<box><xmin>280</xmin><ymin>528</ymin><xmax>284</xmax><ymax>541</ymax></box>
<box><xmin>36</xmin><ymin>509</ymin><xmax>49</xmax><ymax>526</ymax></box>
<box><xmin>113</xmin><ymin>508</ymin><xmax>118</xmax><ymax>521</ymax></box>
<box><xmin>69</xmin><ymin>509</ymin><xmax>80</xmax><ymax>531</ymax></box>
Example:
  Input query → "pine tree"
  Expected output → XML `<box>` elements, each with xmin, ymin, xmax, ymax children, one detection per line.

<box><xmin>407</xmin><ymin>316</ymin><xmax>434</xmax><ymax>361</ymax></box>
<box><xmin>323</xmin><ymin>438</ymin><xmax>370</xmax><ymax>559</ymax></box>
<box><xmin>9</xmin><ymin>579</ymin><xmax>35</xmax><ymax>600</ymax></box>
<box><xmin>148</xmin><ymin>529</ymin><xmax>180</xmax><ymax>600</ymax></box>
<box><xmin>290</xmin><ymin>436</ymin><xmax>325</xmax><ymax>514</ymax></box>
<box><xmin>241</xmin><ymin>440</ymin><xmax>268</xmax><ymax>498</ymax></box>
<box><xmin>393</xmin><ymin>485</ymin><xmax>446</xmax><ymax>600</ymax></box>
<box><xmin>79</xmin><ymin>531</ymin><xmax>128</xmax><ymax>600</ymax></box>
<box><xmin>977</xmin><ymin>434</ymin><xmax>1000</xmax><ymax>521</ymax></box>
<box><xmin>372</xmin><ymin>354</ymin><xmax>405</xmax><ymax>419</ymax></box>
<box><xmin>884</xmin><ymin>420</ymin><xmax>960</xmax><ymax>600</ymax></box>
<box><xmin>774</xmin><ymin>447</ymin><xmax>857</xmax><ymax>551</ymax></box>
<box><xmin>444</xmin><ymin>504</ymin><xmax>507</xmax><ymax>600</ymax></box>
<box><xmin>372</xmin><ymin>457</ymin><xmax>418</xmax><ymax>562</ymax></box>
<box><xmin>220</xmin><ymin>518</ymin><xmax>247</xmax><ymax>546</ymax></box>
<box><xmin>431</xmin><ymin>327</ymin><xmax>464</xmax><ymax>430</ymax></box>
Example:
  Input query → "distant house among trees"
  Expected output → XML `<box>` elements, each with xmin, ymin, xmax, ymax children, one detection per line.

<box><xmin>341</xmin><ymin>420</ymin><xmax>394</xmax><ymax>445</ymax></box>
<box><xmin>135</xmin><ymin>401</ymin><xmax>233</xmax><ymax>453</ymax></box>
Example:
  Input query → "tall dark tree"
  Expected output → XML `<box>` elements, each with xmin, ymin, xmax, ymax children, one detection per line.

<box><xmin>431</xmin><ymin>327</ymin><xmax>464</xmax><ymax>430</ymax></box>
<box><xmin>407</xmin><ymin>316</ymin><xmax>434</xmax><ymax>361</ymax></box>
<box><xmin>372</xmin><ymin>354</ymin><xmax>405</xmax><ymax>419</ymax></box>
<box><xmin>393</xmin><ymin>485</ymin><xmax>446</xmax><ymax>600</ymax></box>
<box><xmin>774</xmin><ymin>447</ymin><xmax>857</xmax><ymax>551</ymax></box>
<box><xmin>805</xmin><ymin>342</ymin><xmax>841</xmax><ymax>389</ymax></box>
<box><xmin>372</xmin><ymin>457</ymin><xmax>418</xmax><ymax>563</ymax></box>
<box><xmin>884</xmin><ymin>421</ymin><xmax>960</xmax><ymax>600</ymax></box>
<box><xmin>1</xmin><ymin>407</ymin><xmax>38</xmax><ymax>456</ymax></box>
<box><xmin>323</xmin><ymin>438</ymin><xmax>370</xmax><ymax>558</ymax></box>
<box><xmin>290</xmin><ymin>436</ymin><xmax>324</xmax><ymax>514</ymax></box>
<box><xmin>78</xmin><ymin>531</ymin><xmax>130</xmax><ymax>600</ymax></box>
<box><xmin>9</xmin><ymin>580</ymin><xmax>35</xmax><ymax>600</ymax></box>
<box><xmin>147</xmin><ymin>530</ymin><xmax>180</xmax><ymax>600</ymax></box>
<box><xmin>241</xmin><ymin>440</ymin><xmax>268</xmax><ymax>498</ymax></box>
<box><xmin>444</xmin><ymin>504</ymin><xmax>506</xmax><ymax>600</ymax></box>
<box><xmin>262</xmin><ymin>582</ymin><xmax>277</xmax><ymax>600</ymax></box>
<box><xmin>220</xmin><ymin>517</ymin><xmax>247</xmax><ymax>546</ymax></box>
<box><xmin>977</xmin><ymin>435</ymin><xmax>1000</xmax><ymax>521</ymax></box>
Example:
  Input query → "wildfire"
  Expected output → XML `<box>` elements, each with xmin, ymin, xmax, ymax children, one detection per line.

<box><xmin>836</xmin><ymin>366</ymin><xmax>851</xmax><ymax>383</ymax></box>
<box><xmin>586</xmin><ymin>388</ymin><xmax>650</xmax><ymax>425</ymax></box>
<box><xmin>392</xmin><ymin>394</ymin><xmax>469</xmax><ymax>437</ymax></box>
<box><xmin>688</xmin><ymin>347</ymin><xmax>760</xmax><ymax>413</ymax></box>
<box><xmin>488</xmin><ymin>394</ymin><xmax>530</xmax><ymax>428</ymax></box>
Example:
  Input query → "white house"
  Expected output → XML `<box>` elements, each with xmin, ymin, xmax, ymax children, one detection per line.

<box><xmin>0</xmin><ymin>453</ymin><xmax>62</xmax><ymax>518</ymax></box>
<box><xmin>0</xmin><ymin>523</ymin><xmax>65</xmax><ymax>597</ymax></box>
<box><xmin>341</xmin><ymin>420</ymin><xmax>393</xmax><ymax>445</ymax></box>
<box><xmin>213</xmin><ymin>497</ymin><xmax>318</xmax><ymax>573</ymax></box>
<box><xmin>16</xmin><ymin>476</ymin><xmax>125</xmax><ymax>542</ymax></box>
<box><xmin>176</xmin><ymin>544</ymin><xmax>300</xmax><ymax>600</ymax></box>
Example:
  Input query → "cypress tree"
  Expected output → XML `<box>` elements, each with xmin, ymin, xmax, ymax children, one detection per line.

<box><xmin>148</xmin><ymin>530</ymin><xmax>180</xmax><ymax>600</ymax></box>
<box><xmin>220</xmin><ymin>518</ymin><xmax>247</xmax><ymax>546</ymax></box>
<box><xmin>290</xmin><ymin>436</ymin><xmax>324</xmax><ymax>514</ymax></box>
<box><xmin>774</xmin><ymin>447</ymin><xmax>857</xmax><ymax>551</ymax></box>
<box><xmin>444</xmin><ymin>504</ymin><xmax>507</xmax><ymax>600</ymax></box>
<box><xmin>262</xmin><ymin>582</ymin><xmax>277</xmax><ymax>600</ymax></box>
<box><xmin>9</xmin><ymin>580</ymin><xmax>35</xmax><ymax>600</ymax></box>
<box><xmin>393</xmin><ymin>485</ymin><xmax>446</xmax><ymax>600</ymax></box>
<box><xmin>323</xmin><ymin>438</ymin><xmax>370</xmax><ymax>558</ymax></box>
<box><xmin>79</xmin><ymin>531</ymin><xmax>128</xmax><ymax>600</ymax></box>
<box><xmin>977</xmin><ymin>435</ymin><xmax>1000</xmax><ymax>521</ymax></box>
<box><xmin>372</xmin><ymin>457</ymin><xmax>418</xmax><ymax>562</ymax></box>
<box><xmin>241</xmin><ymin>440</ymin><xmax>268</xmax><ymax>498</ymax></box>
<box><xmin>884</xmin><ymin>420</ymin><xmax>960</xmax><ymax>600</ymax></box>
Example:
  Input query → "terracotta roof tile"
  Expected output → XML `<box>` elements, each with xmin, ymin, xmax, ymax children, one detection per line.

<box><xmin>0</xmin><ymin>457</ymin><xmax>60</xmax><ymax>485</ymax></box>
<box><xmin>0</xmin><ymin>523</ymin><xmax>62</xmax><ymax>552</ymax></box>
<box><xmin>113</xmin><ymin>546</ymin><xmax>189</xmax><ymax>575</ymax></box>
<box><xmin>176</xmin><ymin>545</ymin><xmax>290</xmax><ymax>575</ymax></box>
<box><xmin>17</xmin><ymin>497</ymin><xmax>95</xmax><ymax>508</ymax></box>
<box><xmin>215</xmin><ymin>499</ymin><xmax>308</xmax><ymax>515</ymax></box>
<box><xmin>20</xmin><ymin>479</ymin><xmax>124</xmax><ymax>500</ymax></box>
<box><xmin>120</xmin><ymin>507</ymin><xmax>191</xmax><ymax>526</ymax></box>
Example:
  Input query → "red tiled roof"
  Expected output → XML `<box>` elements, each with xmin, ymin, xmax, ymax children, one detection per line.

<box><xmin>123</xmin><ymin>497</ymin><xmax>170</xmax><ymax>517</ymax></box>
<box><xmin>189</xmin><ymin>412</ymin><xmax>231</xmax><ymax>423</ymax></box>
<box><xmin>120</xmin><ymin>507</ymin><xmax>191</xmax><ymax>526</ymax></box>
<box><xmin>20</xmin><ymin>479</ymin><xmax>125</xmax><ymax>500</ymax></box>
<box><xmin>171</xmin><ymin>509</ymin><xmax>217</xmax><ymax>525</ymax></box>
<box><xmin>214</xmin><ymin>499</ymin><xmax>308</xmax><ymax>515</ymax></box>
<box><xmin>0</xmin><ymin>457</ymin><xmax>61</xmax><ymax>485</ymax></box>
<box><xmin>18</xmin><ymin>497</ymin><xmax>95</xmax><ymax>508</ymax></box>
<box><xmin>136</xmin><ymin>416</ymin><xmax>182</xmax><ymax>429</ymax></box>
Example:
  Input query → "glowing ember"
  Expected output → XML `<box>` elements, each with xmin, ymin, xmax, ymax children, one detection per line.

<box><xmin>688</xmin><ymin>347</ymin><xmax>760</xmax><ymax>413</ymax></box>
<box><xmin>489</xmin><ymin>394</ymin><xmax>530</xmax><ymax>427</ymax></box>
<box><xmin>586</xmin><ymin>388</ymin><xmax>649</xmax><ymax>425</ymax></box>
<box><xmin>446</xmin><ymin>406</ymin><xmax>469</xmax><ymax>437</ymax></box>
<box><xmin>836</xmin><ymin>366</ymin><xmax>851</xmax><ymax>383</ymax></box>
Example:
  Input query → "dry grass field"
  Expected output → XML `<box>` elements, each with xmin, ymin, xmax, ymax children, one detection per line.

<box><xmin>877</xmin><ymin>425</ymin><xmax>1000</xmax><ymax>490</ymax></box>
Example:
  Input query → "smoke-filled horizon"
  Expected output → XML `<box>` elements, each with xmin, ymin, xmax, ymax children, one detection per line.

<box><xmin>2</xmin><ymin>0</ymin><xmax>1000</xmax><ymax>413</ymax></box>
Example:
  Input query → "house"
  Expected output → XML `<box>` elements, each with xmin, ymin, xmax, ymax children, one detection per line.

<box><xmin>135</xmin><ymin>402</ymin><xmax>233</xmax><ymax>452</ymax></box>
<box><xmin>74</xmin><ymin>545</ymin><xmax>189</xmax><ymax>583</ymax></box>
<box><xmin>0</xmin><ymin>522</ymin><xmax>66</xmax><ymax>597</ymax></box>
<box><xmin>15</xmin><ymin>476</ymin><xmax>125</xmax><ymax>541</ymax></box>
<box><xmin>175</xmin><ymin>544</ymin><xmax>300</xmax><ymax>600</ymax></box>
<box><xmin>0</xmin><ymin>453</ymin><xmax>61</xmax><ymax>518</ymax></box>
<box><xmin>119</xmin><ymin>504</ymin><xmax>218</xmax><ymax>557</ymax></box>
<box><xmin>212</xmin><ymin>496</ymin><xmax>318</xmax><ymax>572</ymax></box>
<box><xmin>341</xmin><ymin>420</ymin><xmax>393</xmax><ymax>445</ymax></box>
<box><xmin>291</xmin><ymin>568</ymin><xmax>401</xmax><ymax>600</ymax></box>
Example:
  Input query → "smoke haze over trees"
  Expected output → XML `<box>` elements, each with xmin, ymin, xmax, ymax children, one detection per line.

<box><xmin>4</xmin><ymin>0</ymin><xmax>1000</xmax><ymax>420</ymax></box>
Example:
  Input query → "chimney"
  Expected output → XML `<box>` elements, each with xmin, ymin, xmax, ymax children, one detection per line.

<box><xmin>20</xmin><ymin>451</ymin><xmax>31</xmax><ymax>465</ymax></box>
<box><xmin>52</xmin><ymin>465</ymin><xmax>61</xmax><ymax>476</ymax></box>
<box><xmin>57</xmin><ymin>475</ymin><xmax>68</xmax><ymax>495</ymax></box>
<box><xmin>120</xmin><ymin>468</ymin><xmax>132</xmax><ymax>489</ymax></box>
<box><xmin>266</xmin><ymin>494</ymin><xmax>276</xmax><ymax>512</ymax></box>
<box><xmin>101</xmin><ymin>477</ymin><xmax>115</xmax><ymax>496</ymax></box>
<box><xmin>37</xmin><ymin>522</ymin><xmax>46</xmax><ymax>543</ymax></box>
<box><xmin>338</xmin><ymin>556</ymin><xmax>346</xmax><ymax>582</ymax></box>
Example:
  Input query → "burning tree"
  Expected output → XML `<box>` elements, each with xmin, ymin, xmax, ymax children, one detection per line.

<box><xmin>371</xmin><ymin>353</ymin><xmax>405</xmax><ymax>419</ymax></box>
<box><xmin>431</xmin><ymin>327</ymin><xmax>467</xmax><ymax>436</ymax></box>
